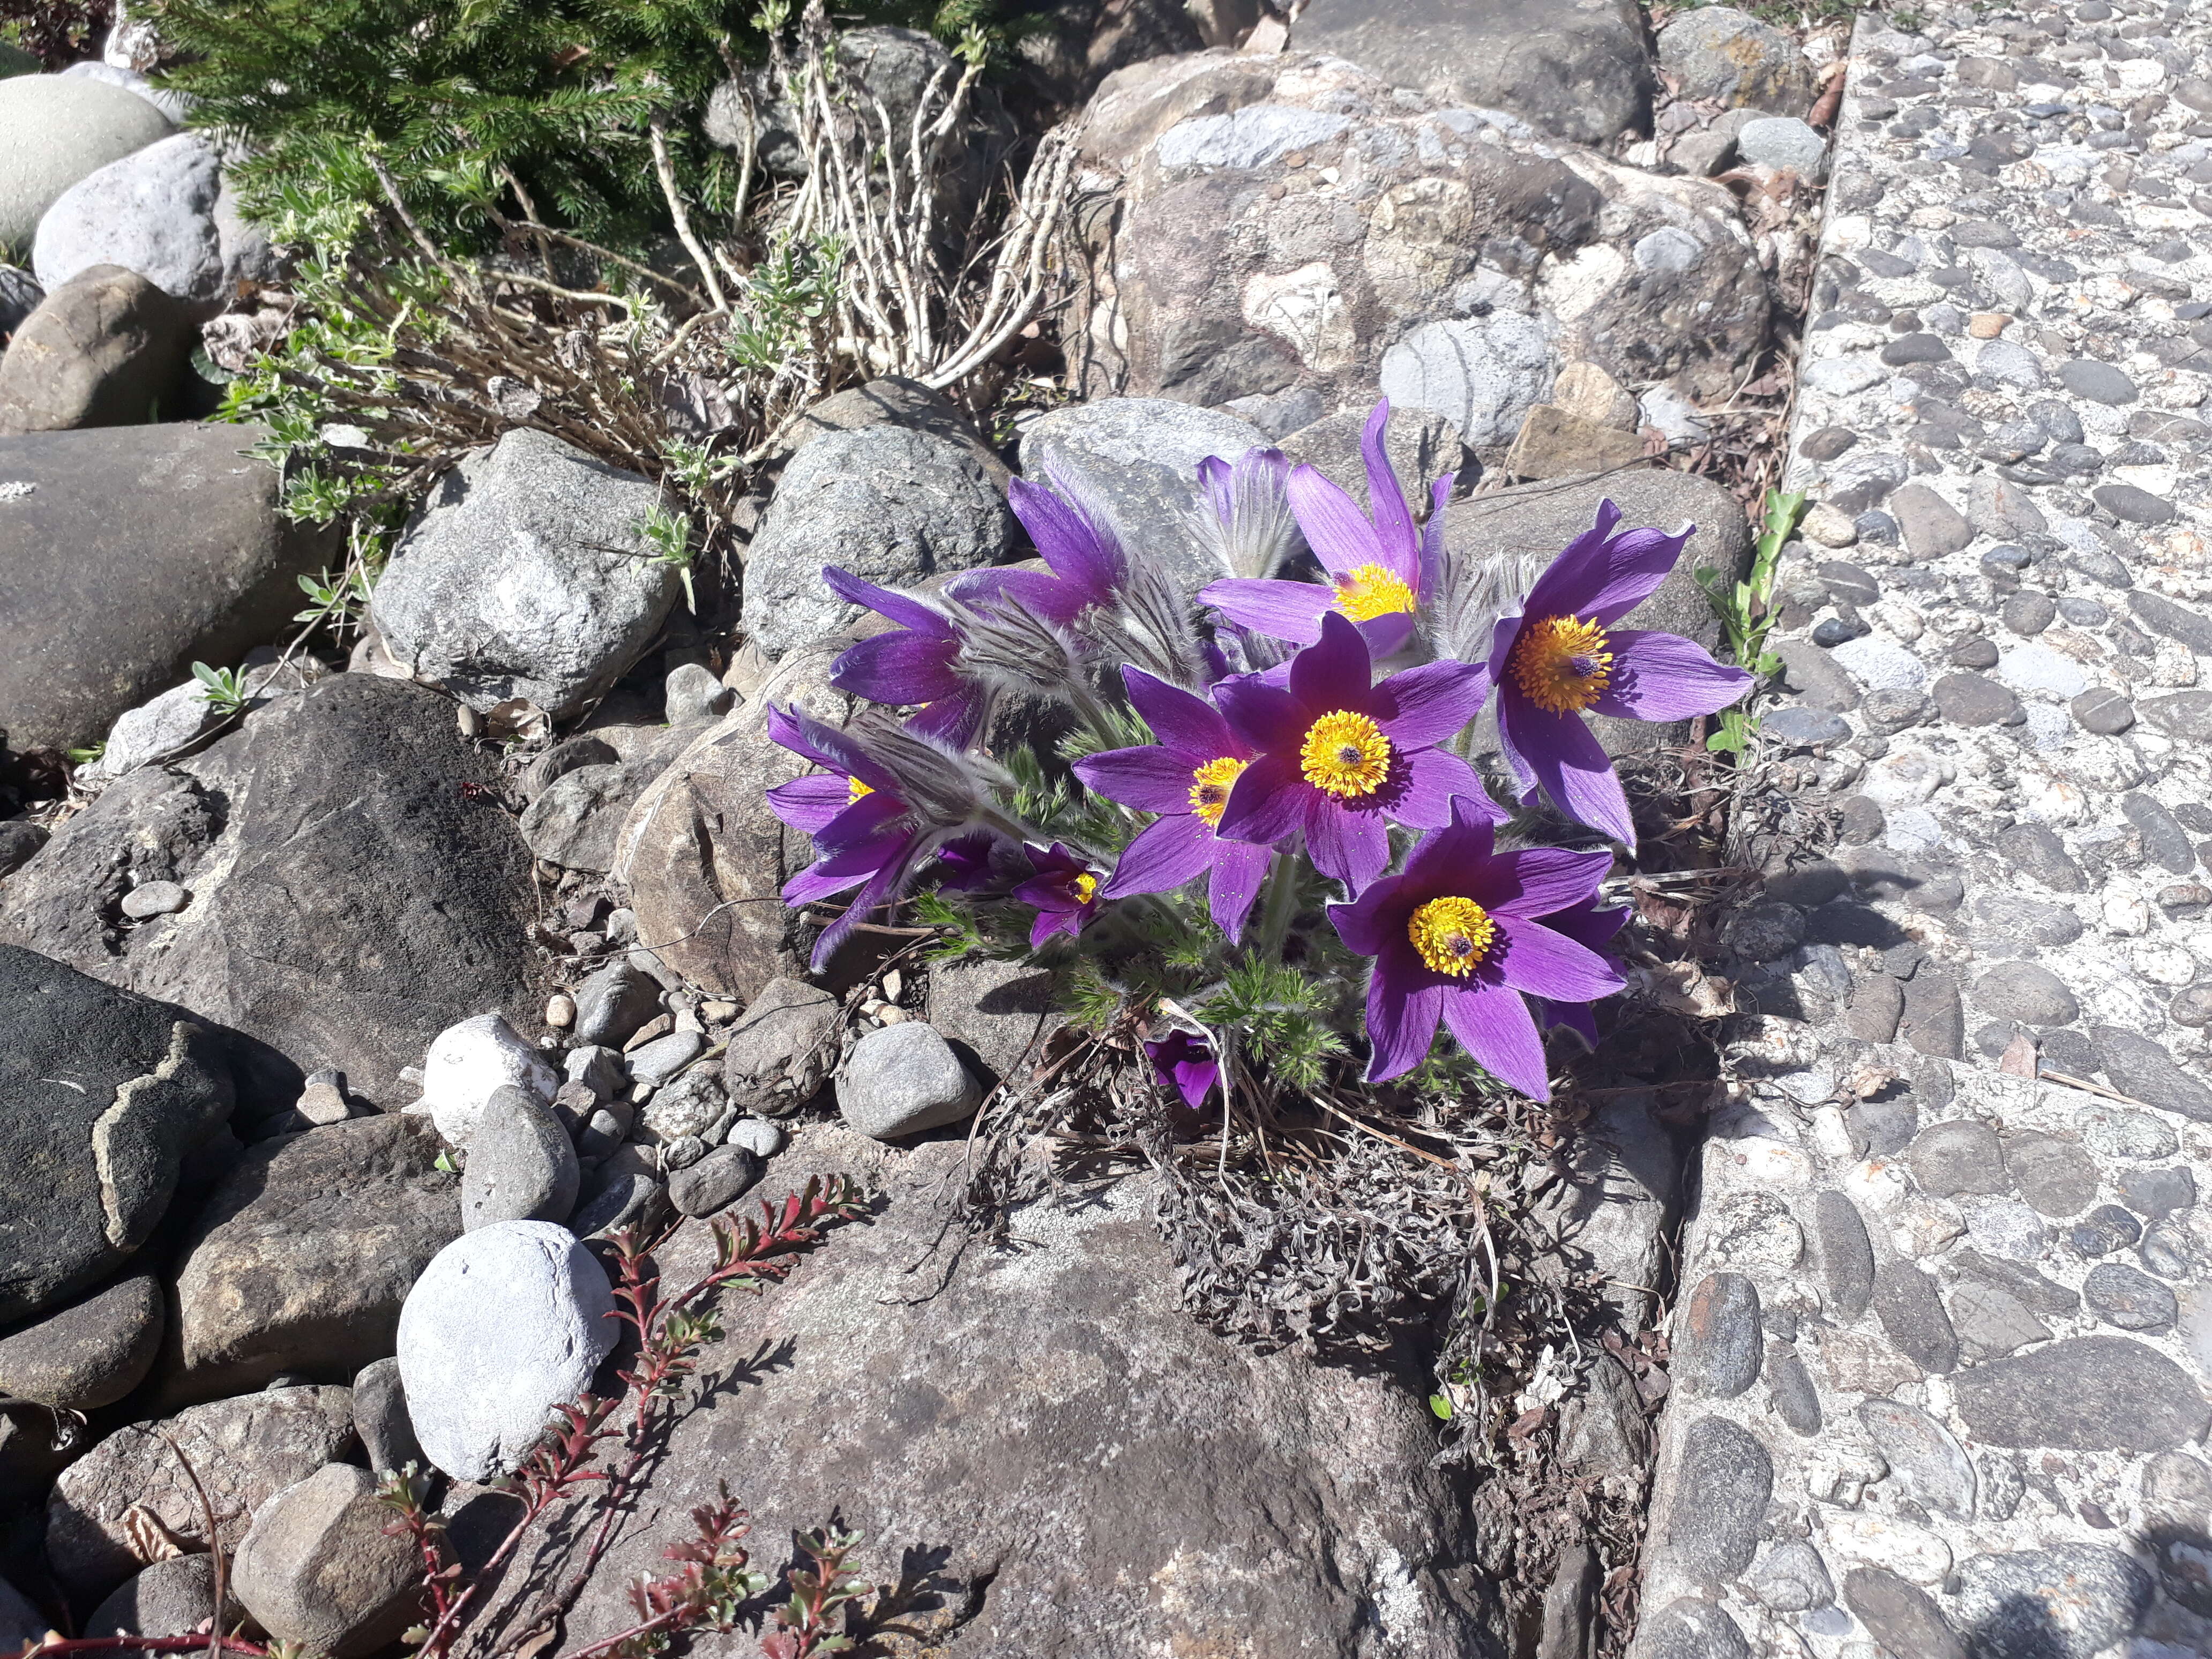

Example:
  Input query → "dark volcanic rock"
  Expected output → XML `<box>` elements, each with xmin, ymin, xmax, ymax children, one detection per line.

<box><xmin>1</xmin><ymin>677</ymin><xmax>540</xmax><ymax>1111</ymax></box>
<box><xmin>0</xmin><ymin>422</ymin><xmax>333</xmax><ymax>751</ymax></box>
<box><xmin>1663</xmin><ymin>1416</ymin><xmax>1770</xmax><ymax>1582</ymax></box>
<box><xmin>559</xmin><ymin>1127</ymin><xmax>1506</xmax><ymax>1657</ymax></box>
<box><xmin>0</xmin><ymin>946</ymin><xmax>234</xmax><ymax>1323</ymax></box>
<box><xmin>169</xmin><ymin>1116</ymin><xmax>461</xmax><ymax>1399</ymax></box>
<box><xmin>0</xmin><ymin>1273</ymin><xmax>162</xmax><ymax>1409</ymax></box>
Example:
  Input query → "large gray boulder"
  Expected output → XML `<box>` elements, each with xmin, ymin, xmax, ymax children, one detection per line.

<box><xmin>32</xmin><ymin>133</ymin><xmax>278</xmax><ymax>311</ymax></box>
<box><xmin>1289</xmin><ymin>0</ymin><xmax>1653</xmax><ymax>147</ymax></box>
<box><xmin>46</xmin><ymin>1384</ymin><xmax>357</xmax><ymax>1604</ymax></box>
<box><xmin>0</xmin><ymin>263</ymin><xmax>193</xmax><ymax>435</ymax></box>
<box><xmin>741</xmin><ymin>424</ymin><xmax>1014</xmax><ymax>660</ymax></box>
<box><xmin>369</xmin><ymin>428</ymin><xmax>678</xmax><ymax>718</ymax></box>
<box><xmin>168</xmin><ymin>1116</ymin><xmax>462</xmax><ymax>1401</ymax></box>
<box><xmin>0</xmin><ymin>946</ymin><xmax>235</xmax><ymax>1325</ymax></box>
<box><xmin>0</xmin><ymin>73</ymin><xmax>175</xmax><ymax>251</ymax></box>
<box><xmin>0</xmin><ymin>421</ymin><xmax>334</xmax><ymax>750</ymax></box>
<box><xmin>0</xmin><ymin>676</ymin><xmax>542</xmax><ymax>1112</ymax></box>
<box><xmin>230</xmin><ymin>1464</ymin><xmax>422</xmax><ymax>1657</ymax></box>
<box><xmin>1075</xmin><ymin>52</ymin><xmax>1768</xmax><ymax>433</ymax></box>
<box><xmin>1655</xmin><ymin>6</ymin><xmax>1815</xmax><ymax>115</ymax></box>
<box><xmin>395</xmin><ymin>1220</ymin><xmax>617</xmax><ymax>1482</ymax></box>
<box><xmin>560</xmin><ymin>1127</ymin><xmax>1505</xmax><ymax>1656</ymax></box>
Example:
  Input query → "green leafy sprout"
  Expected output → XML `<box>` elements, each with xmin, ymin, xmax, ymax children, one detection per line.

<box><xmin>1697</xmin><ymin>486</ymin><xmax>1807</xmax><ymax>756</ymax></box>
<box><xmin>191</xmin><ymin>661</ymin><xmax>248</xmax><ymax>718</ymax></box>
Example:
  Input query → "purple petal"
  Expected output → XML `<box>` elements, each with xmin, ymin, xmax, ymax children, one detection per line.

<box><xmin>1354</xmin><ymin>611</ymin><xmax>1417</xmax><ymax>660</ymax></box>
<box><xmin>1200</xmin><ymin>577</ymin><xmax>1335</xmax><ymax>646</ymax></box>
<box><xmin>810</xmin><ymin>788</ymin><xmax>910</xmax><ymax>858</ymax></box>
<box><xmin>1214</xmin><ymin>752</ymin><xmax>1309</xmax><ymax>847</ymax></box>
<box><xmin>1374</xmin><ymin>657</ymin><xmax>1489</xmax><ymax>748</ymax></box>
<box><xmin>1359</xmin><ymin>398</ymin><xmax>1417</xmax><ymax>569</ymax></box>
<box><xmin>1418</xmin><ymin>474</ymin><xmax>1452</xmax><ymax>602</ymax></box>
<box><xmin>1212</xmin><ymin>676</ymin><xmax>1307</xmax><ymax>755</ymax></box>
<box><xmin>765</xmin><ymin>773</ymin><xmax>851</xmax><ymax>834</ymax></box>
<box><xmin>1075</xmin><ymin>745</ymin><xmax>1200</xmax><ymax>813</ymax></box>
<box><xmin>1286</xmin><ymin>464</ymin><xmax>1382</xmax><ymax>578</ymax></box>
<box><xmin>1544</xmin><ymin>902</ymin><xmax>1630</xmax><ymax>953</ymax></box>
<box><xmin>808</xmin><ymin>832</ymin><xmax>931</xmax><ymax>969</ymax></box>
<box><xmin>1589</xmin><ymin>630</ymin><xmax>1755</xmax><ymax>722</ymax></box>
<box><xmin>1009</xmin><ymin>476</ymin><xmax>1120</xmax><ymax>606</ymax></box>
<box><xmin>1288</xmin><ymin>610</ymin><xmax>1376</xmax><ymax>715</ymax></box>
<box><xmin>783</xmin><ymin>833</ymin><xmax>898</xmax><ymax>903</ymax></box>
<box><xmin>1497</xmin><ymin>690</ymin><xmax>1634</xmax><ymax>845</ymax></box>
<box><xmin>1327</xmin><ymin>872</ymin><xmax>1410</xmax><ymax>958</ymax></box>
<box><xmin>1485</xmin><ymin>846</ymin><xmax>1617</xmax><ymax>920</ymax></box>
<box><xmin>907</xmin><ymin>688</ymin><xmax>987</xmax><ymax>749</ymax></box>
<box><xmin>829</xmin><ymin>630</ymin><xmax>965</xmax><ymax>707</ymax></box>
<box><xmin>1439</xmin><ymin>978</ymin><xmax>1550</xmax><ymax>1100</ymax></box>
<box><xmin>821</xmin><ymin>566</ymin><xmax>955</xmax><ymax>638</ymax></box>
<box><xmin>1585</xmin><ymin>525</ymin><xmax>1697</xmax><ymax>626</ymax></box>
<box><xmin>1492</xmin><ymin>914</ymin><xmax>1625</xmax><ymax>1003</ymax></box>
<box><xmin>1398</xmin><ymin>805</ymin><xmax>1498</xmax><ymax>897</ymax></box>
<box><xmin>1207</xmin><ymin>840</ymin><xmax>1274</xmax><ymax>943</ymax></box>
<box><xmin>1026</xmin><ymin>903</ymin><xmax>1086</xmax><ymax>948</ymax></box>
<box><xmin>1387</xmin><ymin>744</ymin><xmax>1499</xmax><ymax>831</ymax></box>
<box><xmin>991</xmin><ymin>566</ymin><xmax>1086</xmax><ymax>625</ymax></box>
<box><xmin>1196</xmin><ymin>454</ymin><xmax>1234</xmax><ymax>525</ymax></box>
<box><xmin>771</xmin><ymin>704</ymin><xmax>901</xmax><ymax>796</ymax></box>
<box><xmin>1364</xmin><ymin>945</ymin><xmax>1445</xmax><ymax>1083</ymax></box>
<box><xmin>1542</xmin><ymin>1000</ymin><xmax>1602</xmax><ymax>1046</ymax></box>
<box><xmin>1519</xmin><ymin>499</ymin><xmax>1625</xmax><ymax>621</ymax></box>
<box><xmin>1303</xmin><ymin>793</ymin><xmax>1389</xmax><ymax>891</ymax></box>
<box><xmin>1122</xmin><ymin>667</ymin><xmax>1242</xmax><ymax>760</ymax></box>
<box><xmin>765</xmin><ymin>703</ymin><xmax>842</xmax><ymax>773</ymax></box>
<box><xmin>1101</xmin><ymin>812</ymin><xmax>1216</xmax><ymax>899</ymax></box>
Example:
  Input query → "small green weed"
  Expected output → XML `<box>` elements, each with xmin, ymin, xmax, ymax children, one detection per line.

<box><xmin>1697</xmin><ymin>486</ymin><xmax>1807</xmax><ymax>755</ymax></box>
<box><xmin>191</xmin><ymin>661</ymin><xmax>248</xmax><ymax>717</ymax></box>
<box><xmin>637</xmin><ymin>503</ymin><xmax>699</xmax><ymax>612</ymax></box>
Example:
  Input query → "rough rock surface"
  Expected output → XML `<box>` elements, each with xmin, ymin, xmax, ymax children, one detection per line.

<box><xmin>32</xmin><ymin>133</ymin><xmax>276</xmax><ymax>311</ymax></box>
<box><xmin>0</xmin><ymin>263</ymin><xmax>193</xmax><ymax>435</ymax></box>
<box><xmin>0</xmin><ymin>421</ymin><xmax>333</xmax><ymax>752</ymax></box>
<box><xmin>1631</xmin><ymin>11</ymin><xmax>2212</xmax><ymax>1656</ymax></box>
<box><xmin>2</xmin><ymin>676</ymin><xmax>541</xmax><ymax>1112</ymax></box>
<box><xmin>0</xmin><ymin>73</ymin><xmax>175</xmax><ymax>250</ymax></box>
<box><xmin>169</xmin><ymin>1116</ymin><xmax>461</xmax><ymax>1399</ymax></box>
<box><xmin>230</xmin><ymin>1463</ymin><xmax>422</xmax><ymax>1657</ymax></box>
<box><xmin>0</xmin><ymin>1273</ymin><xmax>163</xmax><ymax>1409</ymax></box>
<box><xmin>368</xmin><ymin>428</ymin><xmax>678</xmax><ymax>718</ymax></box>
<box><xmin>1288</xmin><ymin>0</ymin><xmax>1653</xmax><ymax>147</ymax></box>
<box><xmin>838</xmin><ymin>1021</ymin><xmax>982</xmax><ymax>1139</ymax></box>
<box><xmin>1074</xmin><ymin>51</ymin><xmax>1768</xmax><ymax>434</ymax></box>
<box><xmin>84</xmin><ymin>1556</ymin><xmax>246</xmax><ymax>1640</ymax></box>
<box><xmin>563</xmin><ymin>1128</ymin><xmax>1506</xmax><ymax>1656</ymax></box>
<box><xmin>412</xmin><ymin>1013</ymin><xmax>559</xmax><ymax>1149</ymax></box>
<box><xmin>396</xmin><ymin>1220</ymin><xmax>617</xmax><ymax>1482</ymax></box>
<box><xmin>742</xmin><ymin>424</ymin><xmax>1014</xmax><ymax>659</ymax></box>
<box><xmin>46</xmin><ymin>1384</ymin><xmax>356</xmax><ymax>1603</ymax></box>
<box><xmin>0</xmin><ymin>945</ymin><xmax>234</xmax><ymax>1324</ymax></box>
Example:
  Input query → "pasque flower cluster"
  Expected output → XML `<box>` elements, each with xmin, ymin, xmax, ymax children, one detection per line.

<box><xmin>766</xmin><ymin>400</ymin><xmax>1751</xmax><ymax>1102</ymax></box>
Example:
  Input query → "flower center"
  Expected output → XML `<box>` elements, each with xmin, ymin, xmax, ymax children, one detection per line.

<box><xmin>1072</xmin><ymin>872</ymin><xmax>1098</xmax><ymax>904</ymax></box>
<box><xmin>1333</xmin><ymin>562</ymin><xmax>1418</xmax><ymax>623</ymax></box>
<box><xmin>1508</xmin><ymin>615</ymin><xmax>1615</xmax><ymax>715</ymax></box>
<box><xmin>1407</xmin><ymin>896</ymin><xmax>1496</xmax><ymax>978</ymax></box>
<box><xmin>846</xmin><ymin>776</ymin><xmax>875</xmax><ymax>804</ymax></box>
<box><xmin>1187</xmin><ymin>756</ymin><xmax>1249</xmax><ymax>827</ymax></box>
<box><xmin>1298</xmin><ymin>710</ymin><xmax>1392</xmax><ymax>799</ymax></box>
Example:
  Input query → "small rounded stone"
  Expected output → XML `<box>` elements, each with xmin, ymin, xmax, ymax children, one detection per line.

<box><xmin>545</xmin><ymin>993</ymin><xmax>576</xmax><ymax>1030</ymax></box>
<box><xmin>119</xmin><ymin>880</ymin><xmax>189</xmax><ymax>918</ymax></box>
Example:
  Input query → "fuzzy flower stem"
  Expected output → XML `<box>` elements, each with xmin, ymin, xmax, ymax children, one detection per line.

<box><xmin>1256</xmin><ymin>847</ymin><xmax>1301</xmax><ymax>963</ymax></box>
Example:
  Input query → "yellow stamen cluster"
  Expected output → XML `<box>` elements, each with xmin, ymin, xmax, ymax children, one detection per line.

<box><xmin>1407</xmin><ymin>896</ymin><xmax>1496</xmax><ymax>977</ymax></box>
<box><xmin>1508</xmin><ymin>614</ymin><xmax>1614</xmax><ymax>715</ymax></box>
<box><xmin>846</xmin><ymin>775</ymin><xmax>875</xmax><ymax>804</ymax></box>
<box><xmin>1187</xmin><ymin>756</ymin><xmax>1249</xmax><ymax>827</ymax></box>
<box><xmin>1072</xmin><ymin>872</ymin><xmax>1098</xmax><ymax>905</ymax></box>
<box><xmin>1333</xmin><ymin>562</ymin><xmax>1419</xmax><ymax>623</ymax></box>
<box><xmin>1299</xmin><ymin>710</ymin><xmax>1393</xmax><ymax>799</ymax></box>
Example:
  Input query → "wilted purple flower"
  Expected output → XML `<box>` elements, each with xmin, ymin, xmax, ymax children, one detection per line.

<box><xmin>1072</xmin><ymin>667</ymin><xmax>1275</xmax><ymax>943</ymax></box>
<box><xmin>1199</xmin><ymin>400</ymin><xmax>1451</xmax><ymax>656</ymax></box>
<box><xmin>1327</xmin><ymin>801</ymin><xmax>1624</xmax><ymax>1096</ymax></box>
<box><xmin>1011</xmin><ymin>841</ymin><xmax>1104</xmax><ymax>946</ymax></box>
<box><xmin>765</xmin><ymin>704</ymin><xmax>1011</xmax><ymax>968</ymax></box>
<box><xmin>1186</xmin><ymin>446</ymin><xmax>1305</xmax><ymax>580</ymax></box>
<box><xmin>1531</xmin><ymin>898</ymin><xmax>1630</xmax><ymax>1048</ymax></box>
<box><xmin>1211</xmin><ymin>611</ymin><xmax>1497</xmax><ymax>893</ymax></box>
<box><xmin>1146</xmin><ymin>1029</ymin><xmax>1220</xmax><ymax>1111</ymax></box>
<box><xmin>1488</xmin><ymin>500</ymin><xmax>1753</xmax><ymax>845</ymax></box>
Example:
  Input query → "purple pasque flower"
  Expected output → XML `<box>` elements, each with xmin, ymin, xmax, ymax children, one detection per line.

<box><xmin>1531</xmin><ymin>898</ymin><xmax>1630</xmax><ymax>1048</ymax></box>
<box><xmin>1487</xmin><ymin>500</ymin><xmax>1753</xmax><ymax>845</ymax></box>
<box><xmin>1011</xmin><ymin>841</ymin><xmax>1105</xmax><ymax>946</ymax></box>
<box><xmin>765</xmin><ymin>704</ymin><xmax>1006</xmax><ymax>970</ymax></box>
<box><xmin>1186</xmin><ymin>446</ymin><xmax>1305</xmax><ymax>580</ymax></box>
<box><xmin>1199</xmin><ymin>399</ymin><xmax>1452</xmax><ymax>657</ymax></box>
<box><xmin>820</xmin><ymin>565</ymin><xmax>1008</xmax><ymax>736</ymax></box>
<box><xmin>1146</xmin><ymin>1029</ymin><xmax>1220</xmax><ymax>1111</ymax></box>
<box><xmin>1071</xmin><ymin>667</ymin><xmax>1275</xmax><ymax>943</ymax></box>
<box><xmin>1327</xmin><ymin>800</ymin><xmax>1625</xmax><ymax>1097</ymax></box>
<box><xmin>1210</xmin><ymin>610</ymin><xmax>1498</xmax><ymax>893</ymax></box>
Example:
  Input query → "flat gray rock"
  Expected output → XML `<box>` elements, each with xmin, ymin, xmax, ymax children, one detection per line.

<box><xmin>839</xmin><ymin>1021</ymin><xmax>982</xmax><ymax>1140</ymax></box>
<box><xmin>1952</xmin><ymin>1336</ymin><xmax>2209</xmax><ymax>1452</ymax></box>
<box><xmin>0</xmin><ymin>1273</ymin><xmax>162</xmax><ymax>1410</ymax></box>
